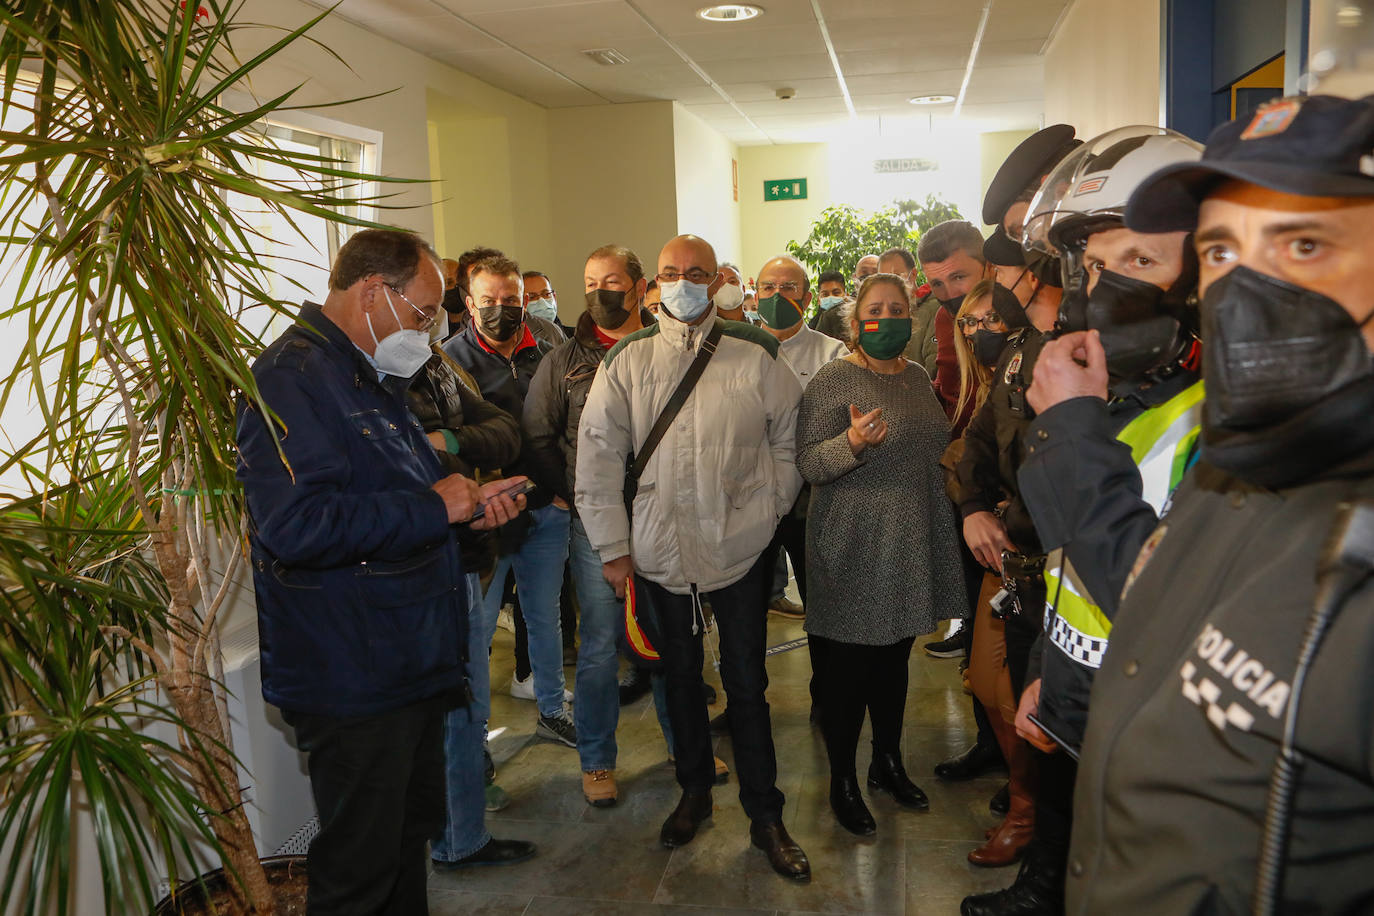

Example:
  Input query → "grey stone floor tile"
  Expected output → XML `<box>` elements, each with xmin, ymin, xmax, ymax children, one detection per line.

<box><xmin>442</xmin><ymin>616</ymin><xmax>989</xmax><ymax>914</ymax></box>
<box><xmin>904</xmin><ymin>839</ymin><xmax>1015</xmax><ymax>913</ymax></box>
<box><xmin>426</xmin><ymin>887</ymin><xmax>533</xmax><ymax>915</ymax></box>
<box><xmin>525</xmin><ymin>896</ymin><xmax>776</xmax><ymax>914</ymax></box>
<box><xmin>428</xmin><ymin>819</ymin><xmax>672</xmax><ymax>901</ymax></box>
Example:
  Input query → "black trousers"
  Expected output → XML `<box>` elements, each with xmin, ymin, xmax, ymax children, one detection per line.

<box><xmin>1029</xmin><ymin>748</ymin><xmax>1076</xmax><ymax>887</ymax></box>
<box><xmin>642</xmin><ymin>552</ymin><xmax>785</xmax><ymax>823</ymax></box>
<box><xmin>284</xmin><ymin>696</ymin><xmax>447</xmax><ymax>916</ymax></box>
<box><xmin>761</xmin><ymin>510</ymin><xmax>808</xmax><ymax>605</ymax></box>
<box><xmin>809</xmin><ymin>633</ymin><xmax>917</xmax><ymax>780</ymax></box>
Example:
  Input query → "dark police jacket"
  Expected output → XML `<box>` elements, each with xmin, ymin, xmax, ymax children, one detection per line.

<box><xmin>1015</xmin><ymin>368</ymin><xmax>1202</xmax><ymax>750</ymax></box>
<box><xmin>953</xmin><ymin>326</ymin><xmax>1047</xmax><ymax>555</ymax></box>
<box><xmin>1067</xmin><ymin>452</ymin><xmax>1374</xmax><ymax>914</ymax></box>
<box><xmin>236</xmin><ymin>303</ymin><xmax>469</xmax><ymax>717</ymax></box>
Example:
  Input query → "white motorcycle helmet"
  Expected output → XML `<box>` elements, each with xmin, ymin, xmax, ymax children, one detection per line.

<box><xmin>1021</xmin><ymin>126</ymin><xmax>1205</xmax><ymax>260</ymax></box>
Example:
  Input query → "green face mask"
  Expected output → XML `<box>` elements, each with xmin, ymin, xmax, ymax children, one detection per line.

<box><xmin>857</xmin><ymin>316</ymin><xmax>911</xmax><ymax>360</ymax></box>
<box><xmin>757</xmin><ymin>293</ymin><xmax>803</xmax><ymax>329</ymax></box>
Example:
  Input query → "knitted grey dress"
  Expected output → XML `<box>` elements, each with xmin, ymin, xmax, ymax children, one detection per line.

<box><xmin>796</xmin><ymin>358</ymin><xmax>968</xmax><ymax>646</ymax></box>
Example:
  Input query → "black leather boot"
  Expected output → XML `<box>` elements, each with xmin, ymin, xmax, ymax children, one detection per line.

<box><xmin>935</xmin><ymin>740</ymin><xmax>1006</xmax><ymax>781</ymax></box>
<box><xmin>960</xmin><ymin>841</ymin><xmax>1065</xmax><ymax>915</ymax></box>
<box><xmin>828</xmin><ymin>774</ymin><xmax>877</xmax><ymax>836</ymax></box>
<box><xmin>867</xmin><ymin>750</ymin><xmax>929</xmax><ymax>810</ymax></box>
<box><xmin>659</xmin><ymin>789</ymin><xmax>712</xmax><ymax>848</ymax></box>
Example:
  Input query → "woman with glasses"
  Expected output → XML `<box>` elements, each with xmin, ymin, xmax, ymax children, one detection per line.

<box><xmin>794</xmin><ymin>272</ymin><xmax>967</xmax><ymax>837</ymax></box>
<box><xmin>952</xmin><ymin>279</ymin><xmax>1009</xmax><ymax>422</ymax></box>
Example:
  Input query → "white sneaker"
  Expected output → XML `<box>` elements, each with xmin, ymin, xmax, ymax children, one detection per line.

<box><xmin>509</xmin><ymin>674</ymin><xmax>572</xmax><ymax>702</ymax></box>
<box><xmin>496</xmin><ymin>605</ymin><xmax>516</xmax><ymax>633</ymax></box>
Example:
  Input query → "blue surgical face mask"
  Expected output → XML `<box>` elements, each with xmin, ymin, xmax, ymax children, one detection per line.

<box><xmin>744</xmin><ymin>309</ymin><xmax>761</xmax><ymax>324</ymax></box>
<box><xmin>820</xmin><ymin>295</ymin><xmax>845</xmax><ymax>311</ymax></box>
<box><xmin>659</xmin><ymin>278</ymin><xmax>712</xmax><ymax>322</ymax></box>
<box><xmin>527</xmin><ymin>297</ymin><xmax>558</xmax><ymax>323</ymax></box>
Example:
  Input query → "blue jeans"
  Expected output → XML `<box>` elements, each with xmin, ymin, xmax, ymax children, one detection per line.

<box><xmin>432</xmin><ymin>573</ymin><xmax>490</xmax><ymax>862</ymax></box>
<box><xmin>569</xmin><ymin>517</ymin><xmax>673</xmax><ymax>771</ymax></box>
<box><xmin>472</xmin><ymin>504</ymin><xmax>571</xmax><ymax>721</ymax></box>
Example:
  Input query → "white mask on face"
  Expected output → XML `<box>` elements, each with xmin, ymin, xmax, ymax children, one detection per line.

<box><xmin>527</xmin><ymin>297</ymin><xmax>559</xmax><ymax>323</ymax></box>
<box><xmin>659</xmin><ymin>278</ymin><xmax>712</xmax><ymax>322</ymax></box>
<box><xmin>714</xmin><ymin>282</ymin><xmax>745</xmax><ymax>311</ymax></box>
<box><xmin>368</xmin><ymin>287</ymin><xmax>433</xmax><ymax>378</ymax></box>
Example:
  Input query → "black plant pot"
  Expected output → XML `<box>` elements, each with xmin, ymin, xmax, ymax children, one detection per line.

<box><xmin>152</xmin><ymin>854</ymin><xmax>307</xmax><ymax>915</ymax></box>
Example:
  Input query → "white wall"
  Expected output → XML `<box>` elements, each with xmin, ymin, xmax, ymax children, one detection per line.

<box><xmin>673</xmin><ymin>104</ymin><xmax>742</xmax><ymax>267</ymax></box>
<box><xmin>1044</xmin><ymin>0</ymin><xmax>1164</xmax><ymax>139</ymax></box>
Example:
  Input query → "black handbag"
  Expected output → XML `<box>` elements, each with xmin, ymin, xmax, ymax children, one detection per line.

<box><xmin>617</xmin><ymin>321</ymin><xmax>723</xmax><ymax>667</ymax></box>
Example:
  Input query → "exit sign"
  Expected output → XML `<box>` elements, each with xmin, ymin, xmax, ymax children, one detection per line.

<box><xmin>764</xmin><ymin>178</ymin><xmax>807</xmax><ymax>202</ymax></box>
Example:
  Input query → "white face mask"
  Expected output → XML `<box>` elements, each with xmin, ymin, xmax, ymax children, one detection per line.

<box><xmin>660</xmin><ymin>278</ymin><xmax>712</xmax><ymax>322</ymax></box>
<box><xmin>714</xmin><ymin>282</ymin><xmax>745</xmax><ymax>311</ymax></box>
<box><xmin>368</xmin><ymin>287</ymin><xmax>433</xmax><ymax>378</ymax></box>
<box><xmin>527</xmin><ymin>297</ymin><xmax>559</xmax><ymax>323</ymax></box>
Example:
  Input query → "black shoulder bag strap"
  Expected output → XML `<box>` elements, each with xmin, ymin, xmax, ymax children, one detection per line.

<box><xmin>624</xmin><ymin>320</ymin><xmax>723</xmax><ymax>510</ymax></box>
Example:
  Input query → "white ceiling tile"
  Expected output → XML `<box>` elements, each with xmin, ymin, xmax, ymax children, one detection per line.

<box><xmin>467</xmin><ymin>1</ymin><xmax>658</xmax><ymax>47</ymax></box>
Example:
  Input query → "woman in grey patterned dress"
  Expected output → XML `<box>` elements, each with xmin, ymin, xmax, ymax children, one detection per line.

<box><xmin>796</xmin><ymin>273</ymin><xmax>968</xmax><ymax>837</ymax></box>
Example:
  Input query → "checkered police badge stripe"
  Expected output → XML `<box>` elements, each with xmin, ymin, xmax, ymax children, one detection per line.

<box><xmin>1049</xmin><ymin>613</ymin><xmax>1108</xmax><ymax>669</ymax></box>
<box><xmin>1179</xmin><ymin>661</ymin><xmax>1256</xmax><ymax>732</ymax></box>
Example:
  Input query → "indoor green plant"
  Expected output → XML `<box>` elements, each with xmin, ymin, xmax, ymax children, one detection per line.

<box><xmin>0</xmin><ymin>1</ymin><xmax>404</xmax><ymax>912</ymax></box>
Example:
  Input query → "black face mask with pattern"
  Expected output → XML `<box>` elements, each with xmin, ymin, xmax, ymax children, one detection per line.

<box><xmin>1199</xmin><ymin>265</ymin><xmax>1374</xmax><ymax>487</ymax></box>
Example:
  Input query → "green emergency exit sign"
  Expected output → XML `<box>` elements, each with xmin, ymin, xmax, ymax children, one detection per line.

<box><xmin>764</xmin><ymin>178</ymin><xmax>807</xmax><ymax>201</ymax></box>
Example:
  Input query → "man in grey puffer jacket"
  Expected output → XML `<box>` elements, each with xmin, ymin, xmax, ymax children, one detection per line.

<box><xmin>575</xmin><ymin>234</ymin><xmax>810</xmax><ymax>880</ymax></box>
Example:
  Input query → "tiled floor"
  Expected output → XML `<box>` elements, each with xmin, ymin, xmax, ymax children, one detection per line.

<box><xmin>431</xmin><ymin>606</ymin><xmax>1011</xmax><ymax>915</ymax></box>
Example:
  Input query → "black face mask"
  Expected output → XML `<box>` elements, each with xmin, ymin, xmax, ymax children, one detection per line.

<box><xmin>586</xmin><ymin>288</ymin><xmax>632</xmax><ymax>330</ymax></box>
<box><xmin>938</xmin><ymin>294</ymin><xmax>964</xmax><ymax>317</ymax></box>
<box><xmin>971</xmin><ymin>329</ymin><xmax>1010</xmax><ymax>368</ymax></box>
<box><xmin>1083</xmin><ymin>269</ymin><xmax>1188</xmax><ymax>382</ymax></box>
<box><xmin>1200</xmin><ymin>265</ymin><xmax>1374</xmax><ymax>487</ymax></box>
<box><xmin>991</xmin><ymin>283</ymin><xmax>1030</xmax><ymax>331</ymax></box>
<box><xmin>476</xmin><ymin>304</ymin><xmax>524</xmax><ymax>342</ymax></box>
<box><xmin>443</xmin><ymin>285</ymin><xmax>468</xmax><ymax>315</ymax></box>
<box><xmin>1026</xmin><ymin>250</ymin><xmax>1064</xmax><ymax>288</ymax></box>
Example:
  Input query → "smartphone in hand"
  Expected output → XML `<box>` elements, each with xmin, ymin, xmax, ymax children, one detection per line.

<box><xmin>470</xmin><ymin>479</ymin><xmax>536</xmax><ymax>520</ymax></box>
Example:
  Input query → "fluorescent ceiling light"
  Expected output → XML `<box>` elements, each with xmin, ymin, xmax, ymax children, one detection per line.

<box><xmin>697</xmin><ymin>4</ymin><xmax>764</xmax><ymax>22</ymax></box>
<box><xmin>582</xmin><ymin>47</ymin><xmax>629</xmax><ymax>66</ymax></box>
<box><xmin>908</xmin><ymin>95</ymin><xmax>955</xmax><ymax>105</ymax></box>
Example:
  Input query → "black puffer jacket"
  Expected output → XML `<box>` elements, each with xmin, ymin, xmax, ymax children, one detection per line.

<box><xmin>406</xmin><ymin>349</ymin><xmax>521</xmax><ymax>478</ymax></box>
<box><xmin>522</xmin><ymin>310</ymin><xmax>608</xmax><ymax>509</ymax></box>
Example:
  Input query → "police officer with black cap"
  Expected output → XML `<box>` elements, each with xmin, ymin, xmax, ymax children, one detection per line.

<box><xmin>959</xmin><ymin>125</ymin><xmax>1207</xmax><ymax>916</ymax></box>
<box><xmin>1065</xmin><ymin>94</ymin><xmax>1374</xmax><ymax>915</ymax></box>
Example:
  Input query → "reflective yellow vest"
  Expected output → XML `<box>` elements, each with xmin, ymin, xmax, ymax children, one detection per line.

<box><xmin>1043</xmin><ymin>381</ymin><xmax>1205</xmax><ymax>669</ymax></box>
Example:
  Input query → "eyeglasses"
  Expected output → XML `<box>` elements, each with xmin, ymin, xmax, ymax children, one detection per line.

<box><xmin>388</xmin><ymin>284</ymin><xmax>437</xmax><ymax>333</ymax></box>
<box><xmin>956</xmin><ymin>313</ymin><xmax>1007</xmax><ymax>332</ymax></box>
<box><xmin>656</xmin><ymin>268</ymin><xmax>715</xmax><ymax>285</ymax></box>
<box><xmin>528</xmin><ymin>288</ymin><xmax>556</xmax><ymax>300</ymax></box>
<box><xmin>757</xmin><ymin>281</ymin><xmax>801</xmax><ymax>295</ymax></box>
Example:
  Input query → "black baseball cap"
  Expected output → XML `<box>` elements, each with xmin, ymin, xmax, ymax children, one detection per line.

<box><xmin>982</xmin><ymin>124</ymin><xmax>1081</xmax><ymax>225</ymax></box>
<box><xmin>1125</xmin><ymin>94</ymin><xmax>1374</xmax><ymax>232</ymax></box>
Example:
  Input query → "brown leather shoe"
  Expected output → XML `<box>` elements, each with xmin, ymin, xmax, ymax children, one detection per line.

<box><xmin>967</xmin><ymin>806</ymin><xmax>1034</xmax><ymax>867</ymax></box>
<box><xmin>750</xmin><ymin>820</ymin><xmax>811</xmax><ymax>879</ymax></box>
<box><xmin>659</xmin><ymin>789</ymin><xmax>712</xmax><ymax>848</ymax></box>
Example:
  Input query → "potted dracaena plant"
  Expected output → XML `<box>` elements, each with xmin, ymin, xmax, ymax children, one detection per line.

<box><xmin>0</xmin><ymin>0</ymin><xmax>414</xmax><ymax>911</ymax></box>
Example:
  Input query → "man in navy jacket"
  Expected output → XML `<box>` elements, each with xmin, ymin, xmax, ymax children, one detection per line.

<box><xmin>236</xmin><ymin>229</ymin><xmax>527</xmax><ymax>913</ymax></box>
